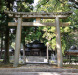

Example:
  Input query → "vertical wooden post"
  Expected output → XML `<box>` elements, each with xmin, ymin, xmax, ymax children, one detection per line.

<box><xmin>55</xmin><ymin>17</ymin><xmax>63</xmax><ymax>67</ymax></box>
<box><xmin>36</xmin><ymin>18</ymin><xmax>40</xmax><ymax>23</ymax></box>
<box><xmin>13</xmin><ymin>17</ymin><xmax>22</xmax><ymax>67</ymax></box>
<box><xmin>47</xmin><ymin>42</ymin><xmax>49</xmax><ymax>63</ymax></box>
<box><xmin>23</xmin><ymin>45</ymin><xmax>26</xmax><ymax>64</ymax></box>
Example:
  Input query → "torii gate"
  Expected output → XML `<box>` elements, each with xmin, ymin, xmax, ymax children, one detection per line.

<box><xmin>4</xmin><ymin>10</ymin><xmax>72</xmax><ymax>67</ymax></box>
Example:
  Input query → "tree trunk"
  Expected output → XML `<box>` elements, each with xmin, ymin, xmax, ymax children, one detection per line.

<box><xmin>23</xmin><ymin>37</ymin><xmax>26</xmax><ymax>64</ymax></box>
<box><xmin>0</xmin><ymin>33</ymin><xmax>3</xmax><ymax>59</ymax></box>
<box><xmin>4</xmin><ymin>27</ymin><xmax>9</xmax><ymax>63</ymax></box>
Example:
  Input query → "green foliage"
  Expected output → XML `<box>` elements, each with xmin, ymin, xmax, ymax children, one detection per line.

<box><xmin>25</xmin><ymin>0</ymin><xmax>34</xmax><ymax>4</ymax></box>
<box><xmin>1</xmin><ymin>0</ymin><xmax>78</xmax><ymax>57</ymax></box>
<box><xmin>0</xmin><ymin>0</ymin><xmax>34</xmax><ymax>62</ymax></box>
<box><xmin>0</xmin><ymin>0</ymin><xmax>6</xmax><ymax>12</ymax></box>
<box><xmin>37</xmin><ymin>0</ymin><xmax>70</xmax><ymax>12</ymax></box>
<box><xmin>35</xmin><ymin>0</ymin><xmax>78</xmax><ymax>54</ymax></box>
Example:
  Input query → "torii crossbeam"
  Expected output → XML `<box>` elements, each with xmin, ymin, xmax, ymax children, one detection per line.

<box><xmin>4</xmin><ymin>10</ymin><xmax>72</xmax><ymax>67</ymax></box>
<box><xmin>8</xmin><ymin>22</ymin><xmax>70</xmax><ymax>26</ymax></box>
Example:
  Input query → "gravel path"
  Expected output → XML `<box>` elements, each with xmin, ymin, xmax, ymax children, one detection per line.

<box><xmin>0</xmin><ymin>72</ymin><xmax>78</xmax><ymax>75</ymax></box>
<box><xmin>0</xmin><ymin>64</ymin><xmax>78</xmax><ymax>75</ymax></box>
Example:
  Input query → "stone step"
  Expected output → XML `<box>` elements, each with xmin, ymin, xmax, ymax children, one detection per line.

<box><xmin>26</xmin><ymin>56</ymin><xmax>47</xmax><ymax>62</ymax></box>
<box><xmin>0</xmin><ymin>72</ymin><xmax>78</xmax><ymax>75</ymax></box>
<box><xmin>0</xmin><ymin>68</ymin><xmax>78</xmax><ymax>73</ymax></box>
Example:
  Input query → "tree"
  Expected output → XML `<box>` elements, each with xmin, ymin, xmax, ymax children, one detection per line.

<box><xmin>36</xmin><ymin>0</ymin><xmax>73</xmax><ymax>53</ymax></box>
<box><xmin>0</xmin><ymin>0</ymin><xmax>34</xmax><ymax>63</ymax></box>
<box><xmin>68</xmin><ymin>0</ymin><xmax>78</xmax><ymax>9</ymax></box>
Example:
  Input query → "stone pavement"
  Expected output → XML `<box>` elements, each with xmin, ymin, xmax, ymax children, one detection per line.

<box><xmin>0</xmin><ymin>68</ymin><xmax>78</xmax><ymax>75</ymax></box>
<box><xmin>0</xmin><ymin>72</ymin><xmax>78</xmax><ymax>75</ymax></box>
<box><xmin>0</xmin><ymin>64</ymin><xmax>78</xmax><ymax>75</ymax></box>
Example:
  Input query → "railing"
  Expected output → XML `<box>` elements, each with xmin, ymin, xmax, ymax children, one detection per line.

<box><xmin>0</xmin><ymin>55</ymin><xmax>78</xmax><ymax>65</ymax></box>
<box><xmin>9</xmin><ymin>56</ymin><xmax>49</xmax><ymax>64</ymax></box>
<box><xmin>9</xmin><ymin>55</ymin><xmax>57</xmax><ymax>64</ymax></box>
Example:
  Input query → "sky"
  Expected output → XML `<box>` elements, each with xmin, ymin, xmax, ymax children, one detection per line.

<box><xmin>34</xmin><ymin>0</ymin><xmax>39</xmax><ymax>6</ymax></box>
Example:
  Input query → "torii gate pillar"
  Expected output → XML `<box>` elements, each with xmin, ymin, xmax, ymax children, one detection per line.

<box><xmin>13</xmin><ymin>18</ymin><xmax>22</xmax><ymax>67</ymax></box>
<box><xmin>56</xmin><ymin>17</ymin><xmax>63</xmax><ymax>67</ymax></box>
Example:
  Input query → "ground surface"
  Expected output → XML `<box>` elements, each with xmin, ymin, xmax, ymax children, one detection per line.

<box><xmin>0</xmin><ymin>64</ymin><xmax>78</xmax><ymax>75</ymax></box>
<box><xmin>0</xmin><ymin>72</ymin><xmax>78</xmax><ymax>75</ymax></box>
<box><xmin>0</xmin><ymin>63</ymin><xmax>78</xmax><ymax>69</ymax></box>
